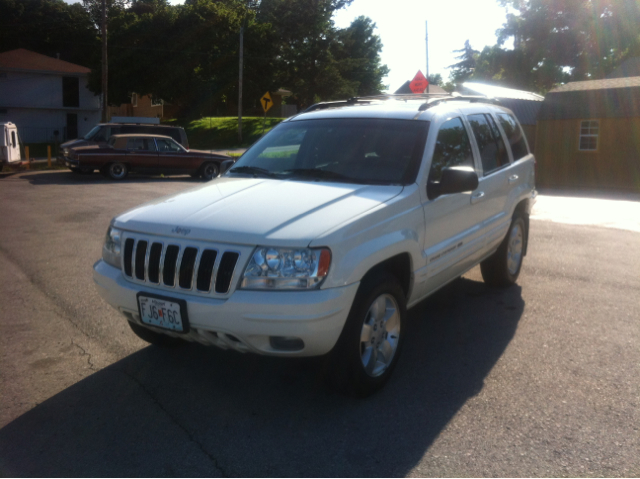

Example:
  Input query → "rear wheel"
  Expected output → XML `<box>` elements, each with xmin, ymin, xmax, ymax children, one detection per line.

<box><xmin>201</xmin><ymin>162</ymin><xmax>219</xmax><ymax>180</ymax></box>
<box><xmin>480</xmin><ymin>215</ymin><xmax>526</xmax><ymax>287</ymax></box>
<box><xmin>329</xmin><ymin>273</ymin><xmax>406</xmax><ymax>397</ymax></box>
<box><xmin>128</xmin><ymin>321</ymin><xmax>183</xmax><ymax>347</ymax></box>
<box><xmin>106</xmin><ymin>162</ymin><xmax>128</xmax><ymax>180</ymax></box>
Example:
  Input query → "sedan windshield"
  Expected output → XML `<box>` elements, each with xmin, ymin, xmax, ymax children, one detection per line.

<box><xmin>83</xmin><ymin>125</ymin><xmax>102</xmax><ymax>140</ymax></box>
<box><xmin>228</xmin><ymin>118</ymin><xmax>429</xmax><ymax>185</ymax></box>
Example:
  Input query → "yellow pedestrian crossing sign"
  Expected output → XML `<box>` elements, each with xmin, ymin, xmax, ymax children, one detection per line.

<box><xmin>260</xmin><ymin>92</ymin><xmax>273</xmax><ymax>113</ymax></box>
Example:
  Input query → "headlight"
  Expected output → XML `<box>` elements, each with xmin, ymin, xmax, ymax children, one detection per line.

<box><xmin>240</xmin><ymin>247</ymin><xmax>331</xmax><ymax>290</ymax></box>
<box><xmin>102</xmin><ymin>226</ymin><xmax>123</xmax><ymax>269</ymax></box>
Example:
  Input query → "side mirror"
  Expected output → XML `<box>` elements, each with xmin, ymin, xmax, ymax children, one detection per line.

<box><xmin>428</xmin><ymin>166</ymin><xmax>479</xmax><ymax>200</ymax></box>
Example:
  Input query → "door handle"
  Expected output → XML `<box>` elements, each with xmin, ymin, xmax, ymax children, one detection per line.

<box><xmin>508</xmin><ymin>174</ymin><xmax>519</xmax><ymax>184</ymax></box>
<box><xmin>471</xmin><ymin>191</ymin><xmax>485</xmax><ymax>204</ymax></box>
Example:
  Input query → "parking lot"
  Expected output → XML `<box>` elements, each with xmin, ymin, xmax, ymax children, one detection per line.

<box><xmin>1</xmin><ymin>170</ymin><xmax>639</xmax><ymax>477</ymax></box>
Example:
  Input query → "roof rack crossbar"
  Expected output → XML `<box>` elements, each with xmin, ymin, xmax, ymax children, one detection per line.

<box><xmin>302</xmin><ymin>92</ymin><xmax>500</xmax><ymax>114</ymax></box>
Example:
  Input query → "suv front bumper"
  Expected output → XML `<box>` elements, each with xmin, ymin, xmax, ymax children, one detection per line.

<box><xmin>93</xmin><ymin>259</ymin><xmax>359</xmax><ymax>357</ymax></box>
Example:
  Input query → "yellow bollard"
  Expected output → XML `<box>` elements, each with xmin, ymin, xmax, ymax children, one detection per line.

<box><xmin>47</xmin><ymin>145</ymin><xmax>52</xmax><ymax>167</ymax></box>
<box><xmin>25</xmin><ymin>146</ymin><xmax>30</xmax><ymax>169</ymax></box>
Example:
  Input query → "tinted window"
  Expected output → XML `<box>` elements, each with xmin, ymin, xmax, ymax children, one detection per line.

<box><xmin>156</xmin><ymin>138</ymin><xmax>182</xmax><ymax>152</ymax></box>
<box><xmin>428</xmin><ymin>117</ymin><xmax>474</xmax><ymax>183</ymax></box>
<box><xmin>11</xmin><ymin>131</ymin><xmax>16</xmax><ymax>148</ymax></box>
<box><xmin>62</xmin><ymin>77</ymin><xmax>79</xmax><ymax>108</ymax></box>
<box><xmin>126</xmin><ymin>138</ymin><xmax>156</xmax><ymax>151</ymax></box>
<box><xmin>232</xmin><ymin>118</ymin><xmax>429</xmax><ymax>185</ymax></box>
<box><xmin>497</xmin><ymin>114</ymin><xmax>528</xmax><ymax>161</ymax></box>
<box><xmin>468</xmin><ymin>113</ymin><xmax>509</xmax><ymax>175</ymax></box>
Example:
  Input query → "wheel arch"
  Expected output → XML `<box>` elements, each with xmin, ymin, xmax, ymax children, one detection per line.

<box><xmin>513</xmin><ymin>198</ymin><xmax>530</xmax><ymax>256</ymax></box>
<box><xmin>359</xmin><ymin>253</ymin><xmax>413</xmax><ymax>300</ymax></box>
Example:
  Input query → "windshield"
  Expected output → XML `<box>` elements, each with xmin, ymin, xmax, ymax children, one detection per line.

<box><xmin>228</xmin><ymin>118</ymin><xmax>429</xmax><ymax>185</ymax></box>
<box><xmin>83</xmin><ymin>125</ymin><xmax>103</xmax><ymax>140</ymax></box>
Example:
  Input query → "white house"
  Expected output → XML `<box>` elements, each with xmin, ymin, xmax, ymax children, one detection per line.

<box><xmin>0</xmin><ymin>49</ymin><xmax>101</xmax><ymax>143</ymax></box>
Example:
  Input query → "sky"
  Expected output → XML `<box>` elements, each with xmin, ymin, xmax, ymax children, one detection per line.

<box><xmin>64</xmin><ymin>0</ymin><xmax>511</xmax><ymax>92</ymax></box>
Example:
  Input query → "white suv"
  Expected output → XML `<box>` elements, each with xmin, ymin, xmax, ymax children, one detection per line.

<box><xmin>94</xmin><ymin>96</ymin><xmax>536</xmax><ymax>396</ymax></box>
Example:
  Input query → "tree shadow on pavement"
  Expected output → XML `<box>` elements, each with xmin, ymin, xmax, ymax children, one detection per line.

<box><xmin>0</xmin><ymin>278</ymin><xmax>524</xmax><ymax>477</ymax></box>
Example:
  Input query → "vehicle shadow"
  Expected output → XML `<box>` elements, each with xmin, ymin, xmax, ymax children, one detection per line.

<box><xmin>14</xmin><ymin>170</ymin><xmax>204</xmax><ymax>186</ymax></box>
<box><xmin>0</xmin><ymin>278</ymin><xmax>524</xmax><ymax>477</ymax></box>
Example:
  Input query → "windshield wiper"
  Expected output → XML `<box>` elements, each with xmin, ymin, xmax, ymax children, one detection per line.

<box><xmin>282</xmin><ymin>168</ymin><xmax>360</xmax><ymax>183</ymax></box>
<box><xmin>228</xmin><ymin>166</ymin><xmax>277</xmax><ymax>178</ymax></box>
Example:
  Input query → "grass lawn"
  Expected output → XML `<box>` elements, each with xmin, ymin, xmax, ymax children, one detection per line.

<box><xmin>173</xmin><ymin>116</ymin><xmax>284</xmax><ymax>150</ymax></box>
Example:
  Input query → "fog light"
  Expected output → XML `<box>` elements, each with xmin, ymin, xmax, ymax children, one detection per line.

<box><xmin>269</xmin><ymin>336</ymin><xmax>305</xmax><ymax>351</ymax></box>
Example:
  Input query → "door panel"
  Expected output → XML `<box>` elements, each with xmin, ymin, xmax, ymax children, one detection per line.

<box><xmin>156</xmin><ymin>138</ymin><xmax>198</xmax><ymax>170</ymax></box>
<box><xmin>124</xmin><ymin>137</ymin><xmax>158</xmax><ymax>168</ymax></box>
<box><xmin>421</xmin><ymin>117</ymin><xmax>481</xmax><ymax>296</ymax></box>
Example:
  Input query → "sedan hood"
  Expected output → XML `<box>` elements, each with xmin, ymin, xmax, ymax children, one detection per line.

<box><xmin>114</xmin><ymin>177</ymin><xmax>403</xmax><ymax>246</ymax></box>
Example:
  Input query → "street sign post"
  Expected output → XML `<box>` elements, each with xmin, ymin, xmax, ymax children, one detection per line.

<box><xmin>260</xmin><ymin>92</ymin><xmax>273</xmax><ymax>133</ymax></box>
<box><xmin>409</xmin><ymin>70</ymin><xmax>429</xmax><ymax>94</ymax></box>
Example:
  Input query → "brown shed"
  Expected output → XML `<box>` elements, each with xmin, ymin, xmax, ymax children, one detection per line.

<box><xmin>536</xmin><ymin>77</ymin><xmax>640</xmax><ymax>191</ymax></box>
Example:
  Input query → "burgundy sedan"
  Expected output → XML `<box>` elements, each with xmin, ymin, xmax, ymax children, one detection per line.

<box><xmin>61</xmin><ymin>134</ymin><xmax>232</xmax><ymax>180</ymax></box>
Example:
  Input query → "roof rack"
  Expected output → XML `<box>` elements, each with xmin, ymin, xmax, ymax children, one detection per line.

<box><xmin>302</xmin><ymin>92</ymin><xmax>500</xmax><ymax>113</ymax></box>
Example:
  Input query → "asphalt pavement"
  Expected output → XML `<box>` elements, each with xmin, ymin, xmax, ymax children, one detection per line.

<box><xmin>0</xmin><ymin>170</ymin><xmax>638</xmax><ymax>477</ymax></box>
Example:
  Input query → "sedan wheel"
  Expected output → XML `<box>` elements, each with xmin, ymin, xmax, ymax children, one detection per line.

<box><xmin>201</xmin><ymin>162</ymin><xmax>219</xmax><ymax>180</ymax></box>
<box><xmin>107</xmin><ymin>162</ymin><xmax>128</xmax><ymax>180</ymax></box>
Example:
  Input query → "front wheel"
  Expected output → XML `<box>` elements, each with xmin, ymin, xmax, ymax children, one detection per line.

<box><xmin>105</xmin><ymin>162</ymin><xmax>128</xmax><ymax>180</ymax></box>
<box><xmin>329</xmin><ymin>273</ymin><xmax>406</xmax><ymax>397</ymax></box>
<box><xmin>200</xmin><ymin>162</ymin><xmax>219</xmax><ymax>180</ymax></box>
<box><xmin>480</xmin><ymin>215</ymin><xmax>526</xmax><ymax>287</ymax></box>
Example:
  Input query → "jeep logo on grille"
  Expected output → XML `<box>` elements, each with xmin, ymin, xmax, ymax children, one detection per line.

<box><xmin>171</xmin><ymin>226</ymin><xmax>191</xmax><ymax>236</ymax></box>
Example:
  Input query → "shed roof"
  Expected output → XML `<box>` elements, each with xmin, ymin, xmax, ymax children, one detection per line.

<box><xmin>0</xmin><ymin>48</ymin><xmax>90</xmax><ymax>74</ymax></box>
<box><xmin>549</xmin><ymin>76</ymin><xmax>640</xmax><ymax>93</ymax></box>
<box><xmin>461</xmin><ymin>82</ymin><xmax>544</xmax><ymax>101</ymax></box>
<box><xmin>539</xmin><ymin>81</ymin><xmax>640</xmax><ymax>120</ymax></box>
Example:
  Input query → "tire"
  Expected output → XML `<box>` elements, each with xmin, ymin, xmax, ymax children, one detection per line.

<box><xmin>480</xmin><ymin>214</ymin><xmax>526</xmax><ymax>287</ymax></box>
<box><xmin>328</xmin><ymin>273</ymin><xmax>406</xmax><ymax>397</ymax></box>
<box><xmin>200</xmin><ymin>162</ymin><xmax>219</xmax><ymax>180</ymax></box>
<box><xmin>128</xmin><ymin>321</ymin><xmax>183</xmax><ymax>347</ymax></box>
<box><xmin>106</xmin><ymin>162</ymin><xmax>128</xmax><ymax>180</ymax></box>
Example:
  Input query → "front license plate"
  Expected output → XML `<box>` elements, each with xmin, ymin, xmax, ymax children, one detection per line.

<box><xmin>137</xmin><ymin>293</ymin><xmax>188</xmax><ymax>333</ymax></box>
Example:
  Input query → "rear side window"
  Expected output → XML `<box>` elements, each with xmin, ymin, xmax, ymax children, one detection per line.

<box><xmin>428</xmin><ymin>117</ymin><xmax>474</xmax><ymax>183</ymax></box>
<box><xmin>11</xmin><ymin>131</ymin><xmax>17</xmax><ymax>148</ymax></box>
<box><xmin>497</xmin><ymin>114</ymin><xmax>528</xmax><ymax>161</ymax></box>
<box><xmin>468</xmin><ymin>113</ymin><xmax>509</xmax><ymax>175</ymax></box>
<box><xmin>126</xmin><ymin>138</ymin><xmax>156</xmax><ymax>151</ymax></box>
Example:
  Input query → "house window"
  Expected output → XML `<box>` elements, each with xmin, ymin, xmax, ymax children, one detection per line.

<box><xmin>579</xmin><ymin>120</ymin><xmax>599</xmax><ymax>151</ymax></box>
<box><xmin>151</xmin><ymin>97</ymin><xmax>163</xmax><ymax>107</ymax></box>
<box><xmin>131</xmin><ymin>93</ymin><xmax>138</xmax><ymax>107</ymax></box>
<box><xmin>62</xmin><ymin>77</ymin><xmax>80</xmax><ymax>108</ymax></box>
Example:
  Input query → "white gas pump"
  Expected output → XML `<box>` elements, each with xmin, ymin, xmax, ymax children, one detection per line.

<box><xmin>1</xmin><ymin>122</ymin><xmax>22</xmax><ymax>164</ymax></box>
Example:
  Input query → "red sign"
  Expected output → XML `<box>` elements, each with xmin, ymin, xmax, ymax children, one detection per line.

<box><xmin>409</xmin><ymin>70</ymin><xmax>429</xmax><ymax>94</ymax></box>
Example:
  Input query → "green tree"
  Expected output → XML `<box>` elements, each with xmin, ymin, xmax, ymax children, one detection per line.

<box><xmin>0</xmin><ymin>0</ymin><xmax>98</xmax><ymax>67</ymax></box>
<box><xmin>447</xmin><ymin>39</ymin><xmax>479</xmax><ymax>84</ymax></box>
<box><xmin>332</xmin><ymin>16</ymin><xmax>390</xmax><ymax>97</ymax></box>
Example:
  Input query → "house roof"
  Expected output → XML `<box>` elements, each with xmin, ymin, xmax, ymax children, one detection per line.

<box><xmin>0</xmin><ymin>48</ymin><xmax>90</xmax><ymax>74</ymax></box>
<box><xmin>606</xmin><ymin>57</ymin><xmax>640</xmax><ymax>79</ymax></box>
<box><xmin>539</xmin><ymin>78</ymin><xmax>640</xmax><ymax>120</ymax></box>
<box><xmin>394</xmin><ymin>80</ymin><xmax>447</xmax><ymax>95</ymax></box>
<box><xmin>462</xmin><ymin>82</ymin><xmax>544</xmax><ymax>101</ymax></box>
<box><xmin>549</xmin><ymin>76</ymin><xmax>640</xmax><ymax>93</ymax></box>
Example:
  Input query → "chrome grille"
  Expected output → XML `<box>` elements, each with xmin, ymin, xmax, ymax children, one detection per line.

<box><xmin>122</xmin><ymin>236</ymin><xmax>242</xmax><ymax>297</ymax></box>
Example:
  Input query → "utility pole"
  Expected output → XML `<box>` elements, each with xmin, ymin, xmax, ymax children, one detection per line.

<box><xmin>425</xmin><ymin>20</ymin><xmax>429</xmax><ymax>94</ymax></box>
<box><xmin>101</xmin><ymin>0</ymin><xmax>108</xmax><ymax>122</ymax></box>
<box><xmin>238</xmin><ymin>25</ymin><xmax>244</xmax><ymax>144</ymax></box>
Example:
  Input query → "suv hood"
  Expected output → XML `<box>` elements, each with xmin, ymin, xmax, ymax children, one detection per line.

<box><xmin>114</xmin><ymin>177</ymin><xmax>403</xmax><ymax>246</ymax></box>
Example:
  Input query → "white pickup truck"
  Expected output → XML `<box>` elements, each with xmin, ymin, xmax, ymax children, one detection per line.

<box><xmin>93</xmin><ymin>96</ymin><xmax>536</xmax><ymax>396</ymax></box>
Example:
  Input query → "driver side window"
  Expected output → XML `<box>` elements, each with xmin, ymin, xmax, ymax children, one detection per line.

<box><xmin>428</xmin><ymin>117</ymin><xmax>474</xmax><ymax>183</ymax></box>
